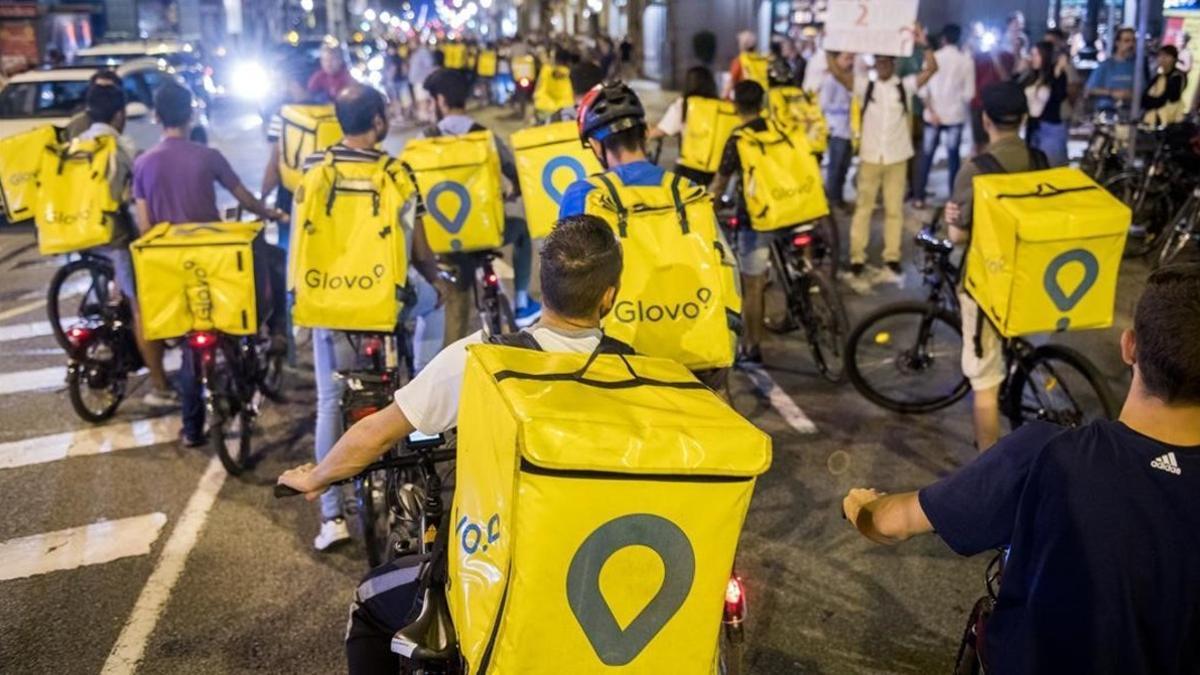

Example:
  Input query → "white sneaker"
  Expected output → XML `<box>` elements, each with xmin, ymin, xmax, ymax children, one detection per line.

<box><xmin>843</xmin><ymin>273</ymin><xmax>875</xmax><ymax>296</ymax></box>
<box><xmin>142</xmin><ymin>387</ymin><xmax>180</xmax><ymax>407</ymax></box>
<box><xmin>872</xmin><ymin>265</ymin><xmax>905</xmax><ymax>287</ymax></box>
<box><xmin>313</xmin><ymin>517</ymin><xmax>350</xmax><ymax>551</ymax></box>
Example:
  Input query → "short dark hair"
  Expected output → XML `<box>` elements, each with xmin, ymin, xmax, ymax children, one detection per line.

<box><xmin>943</xmin><ymin>24</ymin><xmax>962</xmax><ymax>45</ymax></box>
<box><xmin>89</xmin><ymin>69</ymin><xmax>123</xmax><ymax>87</ymax></box>
<box><xmin>1160</xmin><ymin>44</ymin><xmax>1179</xmax><ymax>60</ymax></box>
<box><xmin>569</xmin><ymin>61</ymin><xmax>605</xmax><ymax>97</ymax></box>
<box><xmin>424</xmin><ymin>68</ymin><xmax>470</xmax><ymax>109</ymax></box>
<box><xmin>1133</xmin><ymin>263</ymin><xmax>1200</xmax><ymax>404</ymax></box>
<box><xmin>732</xmin><ymin>80</ymin><xmax>764</xmax><ymax>116</ymax></box>
<box><xmin>540</xmin><ymin>214</ymin><xmax>623</xmax><ymax>319</ymax></box>
<box><xmin>153</xmin><ymin>82</ymin><xmax>193</xmax><ymax>128</ymax></box>
<box><xmin>86</xmin><ymin>83</ymin><xmax>127</xmax><ymax>125</ymax></box>
<box><xmin>599</xmin><ymin>124</ymin><xmax>646</xmax><ymax>157</ymax></box>
<box><xmin>334</xmin><ymin>84</ymin><xmax>386</xmax><ymax>134</ymax></box>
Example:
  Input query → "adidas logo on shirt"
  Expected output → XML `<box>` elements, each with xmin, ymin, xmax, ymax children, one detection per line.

<box><xmin>1151</xmin><ymin>452</ymin><xmax>1182</xmax><ymax>475</ymax></box>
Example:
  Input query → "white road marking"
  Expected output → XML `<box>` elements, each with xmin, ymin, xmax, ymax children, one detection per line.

<box><xmin>0</xmin><ymin>298</ymin><xmax>46</xmax><ymax>322</ymax></box>
<box><xmin>0</xmin><ymin>320</ymin><xmax>53</xmax><ymax>342</ymax></box>
<box><xmin>0</xmin><ymin>416</ymin><xmax>180</xmax><ymax>470</ymax></box>
<box><xmin>0</xmin><ymin>513</ymin><xmax>168</xmax><ymax>582</ymax></box>
<box><xmin>740</xmin><ymin>365</ymin><xmax>819</xmax><ymax>434</ymax></box>
<box><xmin>102</xmin><ymin>457</ymin><xmax>226</xmax><ymax>675</ymax></box>
<box><xmin>0</xmin><ymin>350</ymin><xmax>182</xmax><ymax>396</ymax></box>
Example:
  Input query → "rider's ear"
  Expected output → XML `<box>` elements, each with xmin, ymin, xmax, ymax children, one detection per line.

<box><xmin>1120</xmin><ymin>329</ymin><xmax>1137</xmax><ymax>367</ymax></box>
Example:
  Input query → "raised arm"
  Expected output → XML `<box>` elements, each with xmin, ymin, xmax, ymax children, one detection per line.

<box><xmin>914</xmin><ymin>25</ymin><xmax>939</xmax><ymax>89</ymax></box>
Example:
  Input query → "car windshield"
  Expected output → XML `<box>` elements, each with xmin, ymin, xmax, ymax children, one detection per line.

<box><xmin>0</xmin><ymin>80</ymin><xmax>89</xmax><ymax>118</ymax></box>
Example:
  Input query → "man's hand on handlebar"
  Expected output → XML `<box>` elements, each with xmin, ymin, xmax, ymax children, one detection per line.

<box><xmin>943</xmin><ymin>201</ymin><xmax>961</xmax><ymax>227</ymax></box>
<box><xmin>277</xmin><ymin>462</ymin><xmax>327</xmax><ymax>501</ymax></box>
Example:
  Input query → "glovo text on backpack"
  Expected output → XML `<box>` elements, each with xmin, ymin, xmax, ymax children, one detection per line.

<box><xmin>678</xmin><ymin>97</ymin><xmax>740</xmax><ymax>175</ymax></box>
<box><xmin>400</xmin><ymin>130</ymin><xmax>505</xmax><ymax>254</ymax></box>
<box><xmin>34</xmin><ymin>134</ymin><xmax>123</xmax><ymax>255</ymax></box>
<box><xmin>767</xmin><ymin>86</ymin><xmax>829</xmax><ymax>154</ymax></box>
<box><xmin>450</xmin><ymin>343</ymin><xmax>771</xmax><ymax>674</ymax></box>
<box><xmin>1</xmin><ymin>125</ymin><xmax>61</xmax><ymax>225</ymax></box>
<box><xmin>132</xmin><ymin>221</ymin><xmax>262</xmax><ymax>341</ymax></box>
<box><xmin>739</xmin><ymin>53</ymin><xmax>770</xmax><ymax>88</ymax></box>
<box><xmin>533</xmin><ymin>64</ymin><xmax>574</xmax><ymax>115</ymax></box>
<box><xmin>443</xmin><ymin>42</ymin><xmax>468</xmax><ymax>70</ymax></box>
<box><xmin>735</xmin><ymin>121</ymin><xmax>830</xmax><ymax>232</ymax></box>
<box><xmin>965</xmin><ymin>167</ymin><xmax>1130</xmax><ymax>337</ymax></box>
<box><xmin>288</xmin><ymin>152</ymin><xmax>414</xmax><ymax>332</ymax></box>
<box><xmin>511</xmin><ymin>55</ymin><xmax>537</xmax><ymax>85</ymax></box>
<box><xmin>511</xmin><ymin>121</ymin><xmax>603</xmax><ymax>239</ymax></box>
<box><xmin>476</xmin><ymin>49</ymin><xmax>498</xmax><ymax>78</ymax></box>
<box><xmin>279</xmin><ymin>104</ymin><xmax>344</xmax><ymax>192</ymax></box>
<box><xmin>582</xmin><ymin>172</ymin><xmax>741</xmax><ymax>371</ymax></box>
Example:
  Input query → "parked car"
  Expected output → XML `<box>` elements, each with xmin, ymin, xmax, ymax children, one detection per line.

<box><xmin>73</xmin><ymin>40</ymin><xmax>218</xmax><ymax>105</ymax></box>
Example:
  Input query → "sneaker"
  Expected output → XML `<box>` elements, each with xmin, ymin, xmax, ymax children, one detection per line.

<box><xmin>873</xmin><ymin>262</ymin><xmax>905</xmax><ymax>287</ymax></box>
<box><xmin>737</xmin><ymin>346</ymin><xmax>763</xmax><ymax>365</ymax></box>
<box><xmin>514</xmin><ymin>299</ymin><xmax>542</xmax><ymax>328</ymax></box>
<box><xmin>313</xmin><ymin>517</ymin><xmax>351</xmax><ymax>551</ymax></box>
<box><xmin>842</xmin><ymin>263</ymin><xmax>874</xmax><ymax>295</ymax></box>
<box><xmin>178</xmin><ymin>430</ymin><xmax>205</xmax><ymax>449</ymax></box>
<box><xmin>143</xmin><ymin>387</ymin><xmax>180</xmax><ymax>407</ymax></box>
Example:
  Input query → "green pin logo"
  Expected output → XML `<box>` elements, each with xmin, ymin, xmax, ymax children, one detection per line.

<box><xmin>566</xmin><ymin>514</ymin><xmax>695</xmax><ymax>666</ymax></box>
<box><xmin>1043</xmin><ymin>249</ymin><xmax>1099</xmax><ymax>331</ymax></box>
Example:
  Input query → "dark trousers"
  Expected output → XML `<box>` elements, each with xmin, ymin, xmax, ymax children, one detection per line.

<box><xmin>345</xmin><ymin>555</ymin><xmax>428</xmax><ymax>675</ymax></box>
<box><xmin>825</xmin><ymin>136</ymin><xmax>854</xmax><ymax>205</ymax></box>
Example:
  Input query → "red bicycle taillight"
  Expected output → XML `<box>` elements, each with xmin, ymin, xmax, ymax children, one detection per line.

<box><xmin>485</xmin><ymin>272</ymin><xmax>499</xmax><ymax>287</ymax></box>
<box><xmin>792</xmin><ymin>232</ymin><xmax>813</xmax><ymax>248</ymax></box>
<box><xmin>349</xmin><ymin>405</ymin><xmax>380</xmax><ymax>423</ymax></box>
<box><xmin>363</xmin><ymin>337</ymin><xmax>383</xmax><ymax>357</ymax></box>
<box><xmin>724</xmin><ymin>576</ymin><xmax>746</xmax><ymax>624</ymax></box>
<box><xmin>66</xmin><ymin>325</ymin><xmax>95</xmax><ymax>348</ymax></box>
<box><xmin>518</xmin><ymin>78</ymin><xmax>530</xmax><ymax>87</ymax></box>
<box><xmin>188</xmin><ymin>331</ymin><xmax>218</xmax><ymax>349</ymax></box>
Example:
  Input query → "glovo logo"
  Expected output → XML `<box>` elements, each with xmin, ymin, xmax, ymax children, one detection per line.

<box><xmin>566</xmin><ymin>514</ymin><xmax>695</xmax><ymax>666</ymax></box>
<box><xmin>8</xmin><ymin>171</ymin><xmax>35</xmax><ymax>187</ymax></box>
<box><xmin>542</xmin><ymin>156</ymin><xmax>587</xmax><ymax>205</ymax></box>
<box><xmin>183</xmin><ymin>260</ymin><xmax>214</xmax><ymax>324</ymax></box>
<box><xmin>1043</xmin><ymin>249</ymin><xmax>1099</xmax><ymax>331</ymax></box>
<box><xmin>771</xmin><ymin>175</ymin><xmax>815</xmax><ymax>200</ymax></box>
<box><xmin>427</xmin><ymin>181</ymin><xmax>471</xmax><ymax>251</ymax></box>
<box><xmin>43</xmin><ymin>208</ymin><xmax>90</xmax><ymax>226</ymax></box>
<box><xmin>614</xmin><ymin>287</ymin><xmax>713</xmax><ymax>324</ymax></box>
<box><xmin>304</xmin><ymin>264</ymin><xmax>386</xmax><ymax>291</ymax></box>
<box><xmin>456</xmin><ymin>512</ymin><xmax>501</xmax><ymax>555</ymax></box>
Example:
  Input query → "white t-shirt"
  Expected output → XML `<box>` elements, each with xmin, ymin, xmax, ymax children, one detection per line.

<box><xmin>920</xmin><ymin>45</ymin><xmax>975</xmax><ymax>126</ymax></box>
<box><xmin>854</xmin><ymin>73</ymin><xmax>919</xmax><ymax>165</ymax></box>
<box><xmin>393</xmin><ymin>325</ymin><xmax>603</xmax><ymax>434</ymax></box>
<box><xmin>656</xmin><ymin>97</ymin><xmax>685</xmax><ymax>137</ymax></box>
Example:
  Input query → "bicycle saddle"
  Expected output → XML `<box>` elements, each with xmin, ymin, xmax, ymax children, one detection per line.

<box><xmin>390</xmin><ymin>585</ymin><xmax>457</xmax><ymax>664</ymax></box>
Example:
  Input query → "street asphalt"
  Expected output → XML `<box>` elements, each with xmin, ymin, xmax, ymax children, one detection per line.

<box><xmin>0</xmin><ymin>84</ymin><xmax>1161</xmax><ymax>674</ymax></box>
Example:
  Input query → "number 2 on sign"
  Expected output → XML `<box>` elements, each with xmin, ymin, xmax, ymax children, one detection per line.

<box><xmin>855</xmin><ymin>2</ymin><xmax>869</xmax><ymax>26</ymax></box>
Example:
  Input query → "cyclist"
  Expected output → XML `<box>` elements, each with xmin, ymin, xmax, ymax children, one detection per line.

<box><xmin>422</xmin><ymin>68</ymin><xmax>541</xmax><ymax>331</ymax></box>
<box><xmin>1086</xmin><ymin>27</ymin><xmax>1138</xmax><ymax>113</ymax></box>
<box><xmin>709</xmin><ymin>80</ymin><xmax>774</xmax><ymax>364</ymax></box>
<box><xmin>75</xmin><ymin>81</ymin><xmax>175</xmax><ymax>407</ymax></box>
<box><xmin>542</xmin><ymin>59</ymin><xmax>605</xmax><ymax>123</ymax></box>
<box><xmin>942</xmin><ymin>81</ymin><xmax>1045</xmax><ymax>452</ymax></box>
<box><xmin>65</xmin><ymin>70</ymin><xmax>122</xmax><ymax>140</ymax></box>
<box><xmin>259</xmin><ymin>63</ymin><xmax>313</xmax><ymax>252</ymax></box>
<box><xmin>132</xmin><ymin>82</ymin><xmax>288</xmax><ymax>448</ymax></box>
<box><xmin>299</xmin><ymin>85</ymin><xmax>451</xmax><ymax>551</ymax></box>
<box><xmin>647</xmin><ymin>65</ymin><xmax>721</xmax><ymax>186</ymax></box>
<box><xmin>277</xmin><ymin>214</ymin><xmax>625</xmax><ymax>672</ymax></box>
<box><xmin>842</xmin><ymin>264</ymin><xmax>1200</xmax><ymax>675</ymax></box>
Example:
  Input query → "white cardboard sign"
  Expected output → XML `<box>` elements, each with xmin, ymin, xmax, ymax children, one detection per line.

<box><xmin>823</xmin><ymin>0</ymin><xmax>920</xmax><ymax>58</ymax></box>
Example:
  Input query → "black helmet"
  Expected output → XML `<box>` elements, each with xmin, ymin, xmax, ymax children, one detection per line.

<box><xmin>577</xmin><ymin>81</ymin><xmax>645</xmax><ymax>144</ymax></box>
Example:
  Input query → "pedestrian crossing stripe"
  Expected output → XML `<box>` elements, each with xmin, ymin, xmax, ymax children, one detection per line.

<box><xmin>0</xmin><ymin>512</ymin><xmax>167</xmax><ymax>582</ymax></box>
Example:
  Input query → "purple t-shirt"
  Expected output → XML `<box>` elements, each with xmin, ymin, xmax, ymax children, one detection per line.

<box><xmin>133</xmin><ymin>137</ymin><xmax>241</xmax><ymax>225</ymax></box>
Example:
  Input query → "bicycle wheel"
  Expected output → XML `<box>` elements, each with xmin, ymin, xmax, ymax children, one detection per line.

<box><xmin>1102</xmin><ymin>172</ymin><xmax>1172</xmax><ymax>258</ymax></box>
<box><xmin>1004</xmin><ymin>344</ymin><xmax>1119</xmax><ymax>430</ymax></box>
<box><xmin>845</xmin><ymin>301</ymin><xmax>969</xmax><ymax>413</ymax></box>
<box><xmin>801</xmin><ymin>270</ymin><xmax>850</xmax><ymax>383</ymax></box>
<box><xmin>718</xmin><ymin>624</ymin><xmax>744</xmax><ymax>675</ymax></box>
<box><xmin>1154</xmin><ymin>214</ymin><xmax>1196</xmax><ymax>269</ymax></box>
<box><xmin>211</xmin><ymin>399</ymin><xmax>253</xmax><ymax>475</ymax></box>
<box><xmin>67</xmin><ymin>360</ymin><xmax>126</xmax><ymax>423</ymax></box>
<box><xmin>48</xmin><ymin>257</ymin><xmax>114</xmax><ymax>351</ymax></box>
<box><xmin>356</xmin><ymin>470</ymin><xmax>391</xmax><ymax>568</ymax></box>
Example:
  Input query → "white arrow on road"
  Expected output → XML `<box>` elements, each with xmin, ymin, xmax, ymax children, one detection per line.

<box><xmin>0</xmin><ymin>512</ymin><xmax>168</xmax><ymax>582</ymax></box>
<box><xmin>740</xmin><ymin>364</ymin><xmax>819</xmax><ymax>434</ymax></box>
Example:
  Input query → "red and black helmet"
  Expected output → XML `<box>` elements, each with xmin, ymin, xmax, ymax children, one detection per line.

<box><xmin>577</xmin><ymin>81</ymin><xmax>646</xmax><ymax>144</ymax></box>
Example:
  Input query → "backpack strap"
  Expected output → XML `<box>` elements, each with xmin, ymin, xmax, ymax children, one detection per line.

<box><xmin>486</xmin><ymin>330</ymin><xmax>542</xmax><ymax>350</ymax></box>
<box><xmin>1028</xmin><ymin>148</ymin><xmax>1049</xmax><ymax>171</ymax></box>
<box><xmin>861</xmin><ymin>81</ymin><xmax>875</xmax><ymax>118</ymax></box>
<box><xmin>594</xmin><ymin>173</ymin><xmax>628</xmax><ymax>238</ymax></box>
<box><xmin>669</xmin><ymin>173</ymin><xmax>690</xmax><ymax>235</ymax></box>
<box><xmin>897</xmin><ymin>81</ymin><xmax>909</xmax><ymax>116</ymax></box>
<box><xmin>970</xmin><ymin>152</ymin><xmax>1005</xmax><ymax>175</ymax></box>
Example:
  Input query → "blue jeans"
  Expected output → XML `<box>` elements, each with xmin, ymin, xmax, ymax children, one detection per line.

<box><xmin>1029</xmin><ymin>120</ymin><xmax>1069</xmax><ymax>168</ymax></box>
<box><xmin>406</xmin><ymin>271</ymin><xmax>443</xmax><ymax>374</ymax></box>
<box><xmin>914</xmin><ymin>123</ymin><xmax>965</xmax><ymax>202</ymax></box>
<box><xmin>825</xmin><ymin>136</ymin><xmax>854</xmax><ymax>205</ymax></box>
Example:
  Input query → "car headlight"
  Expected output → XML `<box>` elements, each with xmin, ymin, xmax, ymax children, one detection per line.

<box><xmin>230</xmin><ymin>60</ymin><xmax>271</xmax><ymax>101</ymax></box>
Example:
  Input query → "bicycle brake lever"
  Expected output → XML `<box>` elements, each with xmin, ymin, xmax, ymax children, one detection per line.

<box><xmin>273</xmin><ymin>483</ymin><xmax>302</xmax><ymax>498</ymax></box>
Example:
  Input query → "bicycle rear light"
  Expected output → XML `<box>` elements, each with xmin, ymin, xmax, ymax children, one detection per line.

<box><xmin>792</xmin><ymin>232</ymin><xmax>814</xmax><ymax>248</ymax></box>
<box><xmin>65</xmin><ymin>325</ymin><xmax>96</xmax><ymax>348</ymax></box>
<box><xmin>724</xmin><ymin>575</ymin><xmax>747</xmax><ymax>624</ymax></box>
<box><xmin>363</xmin><ymin>337</ymin><xmax>383</xmax><ymax>357</ymax></box>
<box><xmin>484</xmin><ymin>272</ymin><xmax>499</xmax><ymax>288</ymax></box>
<box><xmin>188</xmin><ymin>331</ymin><xmax>218</xmax><ymax>349</ymax></box>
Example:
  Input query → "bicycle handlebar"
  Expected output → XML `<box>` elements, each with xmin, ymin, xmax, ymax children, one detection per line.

<box><xmin>273</xmin><ymin>447</ymin><xmax>457</xmax><ymax>499</ymax></box>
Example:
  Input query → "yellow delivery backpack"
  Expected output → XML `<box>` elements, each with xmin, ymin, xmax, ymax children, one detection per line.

<box><xmin>401</xmin><ymin>130</ymin><xmax>505</xmax><ymax>254</ymax></box>
<box><xmin>34</xmin><ymin>135</ymin><xmax>123</xmax><ymax>255</ymax></box>
<box><xmin>678</xmin><ymin>97</ymin><xmax>740</xmax><ymax>174</ymax></box>
<box><xmin>279</xmin><ymin>104</ymin><xmax>344</xmax><ymax>192</ymax></box>
<box><xmin>0</xmin><ymin>125</ymin><xmax>61</xmax><ymax>224</ymax></box>
<box><xmin>965</xmin><ymin>167</ymin><xmax>1130</xmax><ymax>337</ymax></box>
<box><xmin>735</xmin><ymin>121</ymin><xmax>829</xmax><ymax>232</ymax></box>
<box><xmin>443</xmin><ymin>42</ymin><xmax>468</xmax><ymax>70</ymax></box>
<box><xmin>582</xmin><ymin>172</ymin><xmax>740</xmax><ymax>371</ymax></box>
<box><xmin>289</xmin><ymin>152</ymin><xmax>413</xmax><ymax>331</ymax></box>
<box><xmin>738</xmin><ymin>53</ymin><xmax>770</xmax><ymax>88</ymax></box>
<box><xmin>511</xmin><ymin>121</ymin><xmax>603</xmax><ymax>239</ymax></box>
<box><xmin>449</xmin><ymin>343</ymin><xmax>771</xmax><ymax>674</ymax></box>
<box><xmin>511</xmin><ymin>55</ymin><xmax>537</xmax><ymax>84</ymax></box>
<box><xmin>132</xmin><ymin>221</ymin><xmax>263</xmax><ymax>341</ymax></box>
<box><xmin>477</xmin><ymin>49</ymin><xmax>498</xmax><ymax>78</ymax></box>
<box><xmin>767</xmin><ymin>86</ymin><xmax>828</xmax><ymax>154</ymax></box>
<box><xmin>533</xmin><ymin>64</ymin><xmax>574</xmax><ymax>115</ymax></box>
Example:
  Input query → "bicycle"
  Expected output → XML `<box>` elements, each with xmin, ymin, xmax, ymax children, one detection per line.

<box><xmin>47</xmin><ymin>251</ymin><xmax>116</xmax><ymax>352</ymax></box>
<box><xmin>1155</xmin><ymin>188</ymin><xmax>1200</xmax><ymax>268</ymax></box>
<box><xmin>188</xmin><ymin>327</ymin><xmax>285</xmax><ymax>475</ymax></box>
<box><xmin>953</xmin><ymin>549</ymin><xmax>1007</xmax><ymax>675</ymax></box>
<box><xmin>61</xmin><ymin>289</ymin><xmax>144</xmax><ymax>423</ymax></box>
<box><xmin>442</xmin><ymin>250</ymin><xmax>518</xmax><ymax>340</ymax></box>
<box><xmin>844</xmin><ymin>225</ymin><xmax>1119</xmax><ymax>427</ymax></box>
<box><xmin>1079</xmin><ymin>110</ymin><xmax>1130</xmax><ymax>183</ymax></box>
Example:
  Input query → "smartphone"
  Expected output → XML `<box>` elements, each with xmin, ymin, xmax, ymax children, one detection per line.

<box><xmin>407</xmin><ymin>430</ymin><xmax>444</xmax><ymax>449</ymax></box>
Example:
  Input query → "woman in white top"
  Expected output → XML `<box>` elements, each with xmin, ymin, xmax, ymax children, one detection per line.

<box><xmin>648</xmin><ymin>66</ymin><xmax>720</xmax><ymax>185</ymax></box>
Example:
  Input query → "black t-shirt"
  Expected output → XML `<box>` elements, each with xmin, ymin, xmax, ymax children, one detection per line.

<box><xmin>920</xmin><ymin>420</ymin><xmax>1200</xmax><ymax>675</ymax></box>
<box><xmin>718</xmin><ymin>117</ymin><xmax>768</xmax><ymax>223</ymax></box>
